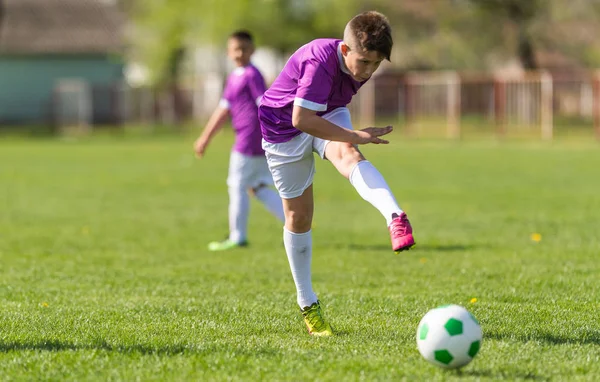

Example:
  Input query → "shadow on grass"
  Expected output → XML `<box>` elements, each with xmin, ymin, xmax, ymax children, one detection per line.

<box><xmin>0</xmin><ymin>340</ymin><xmax>279</xmax><ymax>356</ymax></box>
<box><xmin>414</xmin><ymin>243</ymin><xmax>483</xmax><ymax>252</ymax></box>
<box><xmin>486</xmin><ymin>330</ymin><xmax>600</xmax><ymax>346</ymax></box>
<box><xmin>456</xmin><ymin>369</ymin><xmax>547</xmax><ymax>381</ymax></box>
<box><xmin>329</xmin><ymin>330</ymin><xmax>350</xmax><ymax>337</ymax></box>
<box><xmin>332</xmin><ymin>243</ymin><xmax>481</xmax><ymax>253</ymax></box>
<box><xmin>0</xmin><ymin>340</ymin><xmax>190</xmax><ymax>355</ymax></box>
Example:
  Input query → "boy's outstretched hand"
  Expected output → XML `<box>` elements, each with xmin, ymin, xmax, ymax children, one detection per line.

<box><xmin>354</xmin><ymin>125</ymin><xmax>393</xmax><ymax>144</ymax></box>
<box><xmin>193</xmin><ymin>137</ymin><xmax>208</xmax><ymax>158</ymax></box>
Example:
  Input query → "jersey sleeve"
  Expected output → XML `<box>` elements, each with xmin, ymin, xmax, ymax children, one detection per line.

<box><xmin>219</xmin><ymin>78</ymin><xmax>232</xmax><ymax>110</ymax></box>
<box><xmin>294</xmin><ymin>59</ymin><xmax>333</xmax><ymax>112</ymax></box>
<box><xmin>247</xmin><ymin>69</ymin><xmax>267</xmax><ymax>106</ymax></box>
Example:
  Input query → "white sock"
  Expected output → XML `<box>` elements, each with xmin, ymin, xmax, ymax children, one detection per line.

<box><xmin>228</xmin><ymin>185</ymin><xmax>249</xmax><ymax>243</ymax></box>
<box><xmin>283</xmin><ymin>228</ymin><xmax>318</xmax><ymax>309</ymax></box>
<box><xmin>255</xmin><ymin>187</ymin><xmax>285</xmax><ymax>222</ymax></box>
<box><xmin>349</xmin><ymin>160</ymin><xmax>403</xmax><ymax>226</ymax></box>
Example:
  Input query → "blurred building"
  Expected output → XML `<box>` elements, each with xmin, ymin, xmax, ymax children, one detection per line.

<box><xmin>0</xmin><ymin>0</ymin><xmax>125</xmax><ymax>126</ymax></box>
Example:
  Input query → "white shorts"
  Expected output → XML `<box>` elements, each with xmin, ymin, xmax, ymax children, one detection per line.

<box><xmin>262</xmin><ymin>107</ymin><xmax>353</xmax><ymax>199</ymax></box>
<box><xmin>227</xmin><ymin>151</ymin><xmax>274</xmax><ymax>189</ymax></box>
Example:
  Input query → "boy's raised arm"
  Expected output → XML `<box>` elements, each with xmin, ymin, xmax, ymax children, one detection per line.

<box><xmin>292</xmin><ymin>105</ymin><xmax>392</xmax><ymax>145</ymax></box>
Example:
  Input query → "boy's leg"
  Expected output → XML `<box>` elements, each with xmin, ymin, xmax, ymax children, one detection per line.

<box><xmin>208</xmin><ymin>151</ymin><xmax>250</xmax><ymax>251</ymax></box>
<box><xmin>249</xmin><ymin>156</ymin><xmax>285</xmax><ymax>222</ymax></box>
<box><xmin>283</xmin><ymin>186</ymin><xmax>332</xmax><ymax>336</ymax></box>
<box><xmin>315</xmin><ymin>108</ymin><xmax>415</xmax><ymax>252</ymax></box>
<box><xmin>252</xmin><ymin>184</ymin><xmax>285</xmax><ymax>222</ymax></box>
<box><xmin>325</xmin><ymin>142</ymin><xmax>414</xmax><ymax>252</ymax></box>
<box><xmin>282</xmin><ymin>185</ymin><xmax>316</xmax><ymax>307</ymax></box>
<box><xmin>227</xmin><ymin>152</ymin><xmax>252</xmax><ymax>244</ymax></box>
<box><xmin>325</xmin><ymin>141</ymin><xmax>402</xmax><ymax>224</ymax></box>
<box><xmin>208</xmin><ymin>186</ymin><xmax>250</xmax><ymax>251</ymax></box>
<box><xmin>263</xmin><ymin>134</ymin><xmax>333</xmax><ymax>336</ymax></box>
<box><xmin>263</xmin><ymin>136</ymin><xmax>317</xmax><ymax>308</ymax></box>
<box><xmin>228</xmin><ymin>183</ymin><xmax>250</xmax><ymax>243</ymax></box>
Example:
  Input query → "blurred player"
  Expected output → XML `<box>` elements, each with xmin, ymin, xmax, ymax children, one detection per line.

<box><xmin>258</xmin><ymin>11</ymin><xmax>415</xmax><ymax>336</ymax></box>
<box><xmin>194</xmin><ymin>30</ymin><xmax>284</xmax><ymax>251</ymax></box>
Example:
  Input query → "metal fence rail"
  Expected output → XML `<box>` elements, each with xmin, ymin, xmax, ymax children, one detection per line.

<box><xmin>349</xmin><ymin>70</ymin><xmax>600</xmax><ymax>140</ymax></box>
<box><xmin>5</xmin><ymin>70</ymin><xmax>599</xmax><ymax>140</ymax></box>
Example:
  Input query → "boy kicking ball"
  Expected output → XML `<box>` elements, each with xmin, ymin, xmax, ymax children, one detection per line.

<box><xmin>258</xmin><ymin>11</ymin><xmax>415</xmax><ymax>336</ymax></box>
<box><xmin>194</xmin><ymin>30</ymin><xmax>284</xmax><ymax>251</ymax></box>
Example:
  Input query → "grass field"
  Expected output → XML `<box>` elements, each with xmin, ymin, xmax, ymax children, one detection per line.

<box><xmin>1</xmin><ymin>130</ymin><xmax>599</xmax><ymax>381</ymax></box>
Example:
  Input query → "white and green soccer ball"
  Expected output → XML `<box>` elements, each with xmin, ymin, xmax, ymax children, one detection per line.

<box><xmin>416</xmin><ymin>304</ymin><xmax>482</xmax><ymax>369</ymax></box>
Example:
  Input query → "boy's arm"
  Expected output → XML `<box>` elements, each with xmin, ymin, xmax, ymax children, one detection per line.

<box><xmin>292</xmin><ymin>106</ymin><xmax>392</xmax><ymax>145</ymax></box>
<box><xmin>193</xmin><ymin>107</ymin><xmax>230</xmax><ymax>157</ymax></box>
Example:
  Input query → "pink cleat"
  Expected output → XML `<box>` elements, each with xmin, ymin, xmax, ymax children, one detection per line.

<box><xmin>389</xmin><ymin>212</ymin><xmax>415</xmax><ymax>253</ymax></box>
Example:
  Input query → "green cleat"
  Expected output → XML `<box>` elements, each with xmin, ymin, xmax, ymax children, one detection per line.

<box><xmin>301</xmin><ymin>301</ymin><xmax>334</xmax><ymax>337</ymax></box>
<box><xmin>207</xmin><ymin>239</ymin><xmax>248</xmax><ymax>252</ymax></box>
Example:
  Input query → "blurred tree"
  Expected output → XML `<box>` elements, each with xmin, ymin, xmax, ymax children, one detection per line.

<box><xmin>532</xmin><ymin>0</ymin><xmax>600</xmax><ymax>69</ymax></box>
<box><xmin>115</xmin><ymin>0</ymin><xmax>136</xmax><ymax>13</ymax></box>
<box><xmin>374</xmin><ymin>0</ymin><xmax>600</xmax><ymax>71</ymax></box>
<box><xmin>131</xmin><ymin>0</ymin><xmax>366</xmax><ymax>86</ymax></box>
<box><xmin>130</xmin><ymin>0</ymin><xmax>600</xmax><ymax>85</ymax></box>
<box><xmin>469</xmin><ymin>0</ymin><xmax>600</xmax><ymax>70</ymax></box>
<box><xmin>374</xmin><ymin>0</ymin><xmax>494</xmax><ymax>70</ymax></box>
<box><xmin>468</xmin><ymin>0</ymin><xmax>543</xmax><ymax>69</ymax></box>
<box><xmin>130</xmin><ymin>0</ymin><xmax>190</xmax><ymax>87</ymax></box>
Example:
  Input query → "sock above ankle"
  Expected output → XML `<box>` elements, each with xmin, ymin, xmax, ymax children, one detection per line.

<box><xmin>228</xmin><ymin>185</ymin><xmax>249</xmax><ymax>243</ymax></box>
<box><xmin>349</xmin><ymin>160</ymin><xmax>403</xmax><ymax>226</ymax></box>
<box><xmin>283</xmin><ymin>228</ymin><xmax>318</xmax><ymax>308</ymax></box>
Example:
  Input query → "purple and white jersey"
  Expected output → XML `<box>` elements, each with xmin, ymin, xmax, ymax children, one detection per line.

<box><xmin>259</xmin><ymin>38</ymin><xmax>366</xmax><ymax>143</ymax></box>
<box><xmin>220</xmin><ymin>64</ymin><xmax>266</xmax><ymax>156</ymax></box>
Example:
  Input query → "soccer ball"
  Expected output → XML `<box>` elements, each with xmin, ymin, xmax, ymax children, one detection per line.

<box><xmin>416</xmin><ymin>304</ymin><xmax>482</xmax><ymax>369</ymax></box>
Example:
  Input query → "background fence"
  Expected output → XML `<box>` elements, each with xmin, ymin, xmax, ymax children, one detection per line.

<box><xmin>350</xmin><ymin>70</ymin><xmax>600</xmax><ymax>140</ymax></box>
<box><xmin>10</xmin><ymin>70</ymin><xmax>600</xmax><ymax>140</ymax></box>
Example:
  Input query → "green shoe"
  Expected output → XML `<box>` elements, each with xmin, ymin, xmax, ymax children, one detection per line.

<box><xmin>301</xmin><ymin>301</ymin><xmax>333</xmax><ymax>337</ymax></box>
<box><xmin>207</xmin><ymin>239</ymin><xmax>248</xmax><ymax>252</ymax></box>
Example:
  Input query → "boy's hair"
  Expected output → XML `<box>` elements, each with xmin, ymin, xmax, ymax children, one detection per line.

<box><xmin>229</xmin><ymin>30</ymin><xmax>254</xmax><ymax>44</ymax></box>
<box><xmin>344</xmin><ymin>11</ymin><xmax>393</xmax><ymax>61</ymax></box>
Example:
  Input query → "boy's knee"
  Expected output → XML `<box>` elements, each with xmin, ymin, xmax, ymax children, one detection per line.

<box><xmin>285</xmin><ymin>209</ymin><xmax>312</xmax><ymax>232</ymax></box>
<box><xmin>336</xmin><ymin>144</ymin><xmax>364</xmax><ymax>178</ymax></box>
<box><xmin>343</xmin><ymin>146</ymin><xmax>363</xmax><ymax>164</ymax></box>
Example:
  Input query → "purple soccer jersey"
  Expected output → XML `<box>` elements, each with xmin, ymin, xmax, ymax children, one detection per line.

<box><xmin>220</xmin><ymin>64</ymin><xmax>266</xmax><ymax>156</ymax></box>
<box><xmin>259</xmin><ymin>39</ymin><xmax>366</xmax><ymax>143</ymax></box>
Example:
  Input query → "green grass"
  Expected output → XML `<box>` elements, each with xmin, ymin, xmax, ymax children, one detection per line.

<box><xmin>1</xmin><ymin>130</ymin><xmax>599</xmax><ymax>381</ymax></box>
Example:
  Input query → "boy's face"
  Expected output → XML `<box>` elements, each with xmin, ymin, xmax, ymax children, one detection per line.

<box><xmin>341</xmin><ymin>43</ymin><xmax>384</xmax><ymax>82</ymax></box>
<box><xmin>227</xmin><ymin>37</ymin><xmax>254</xmax><ymax>67</ymax></box>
